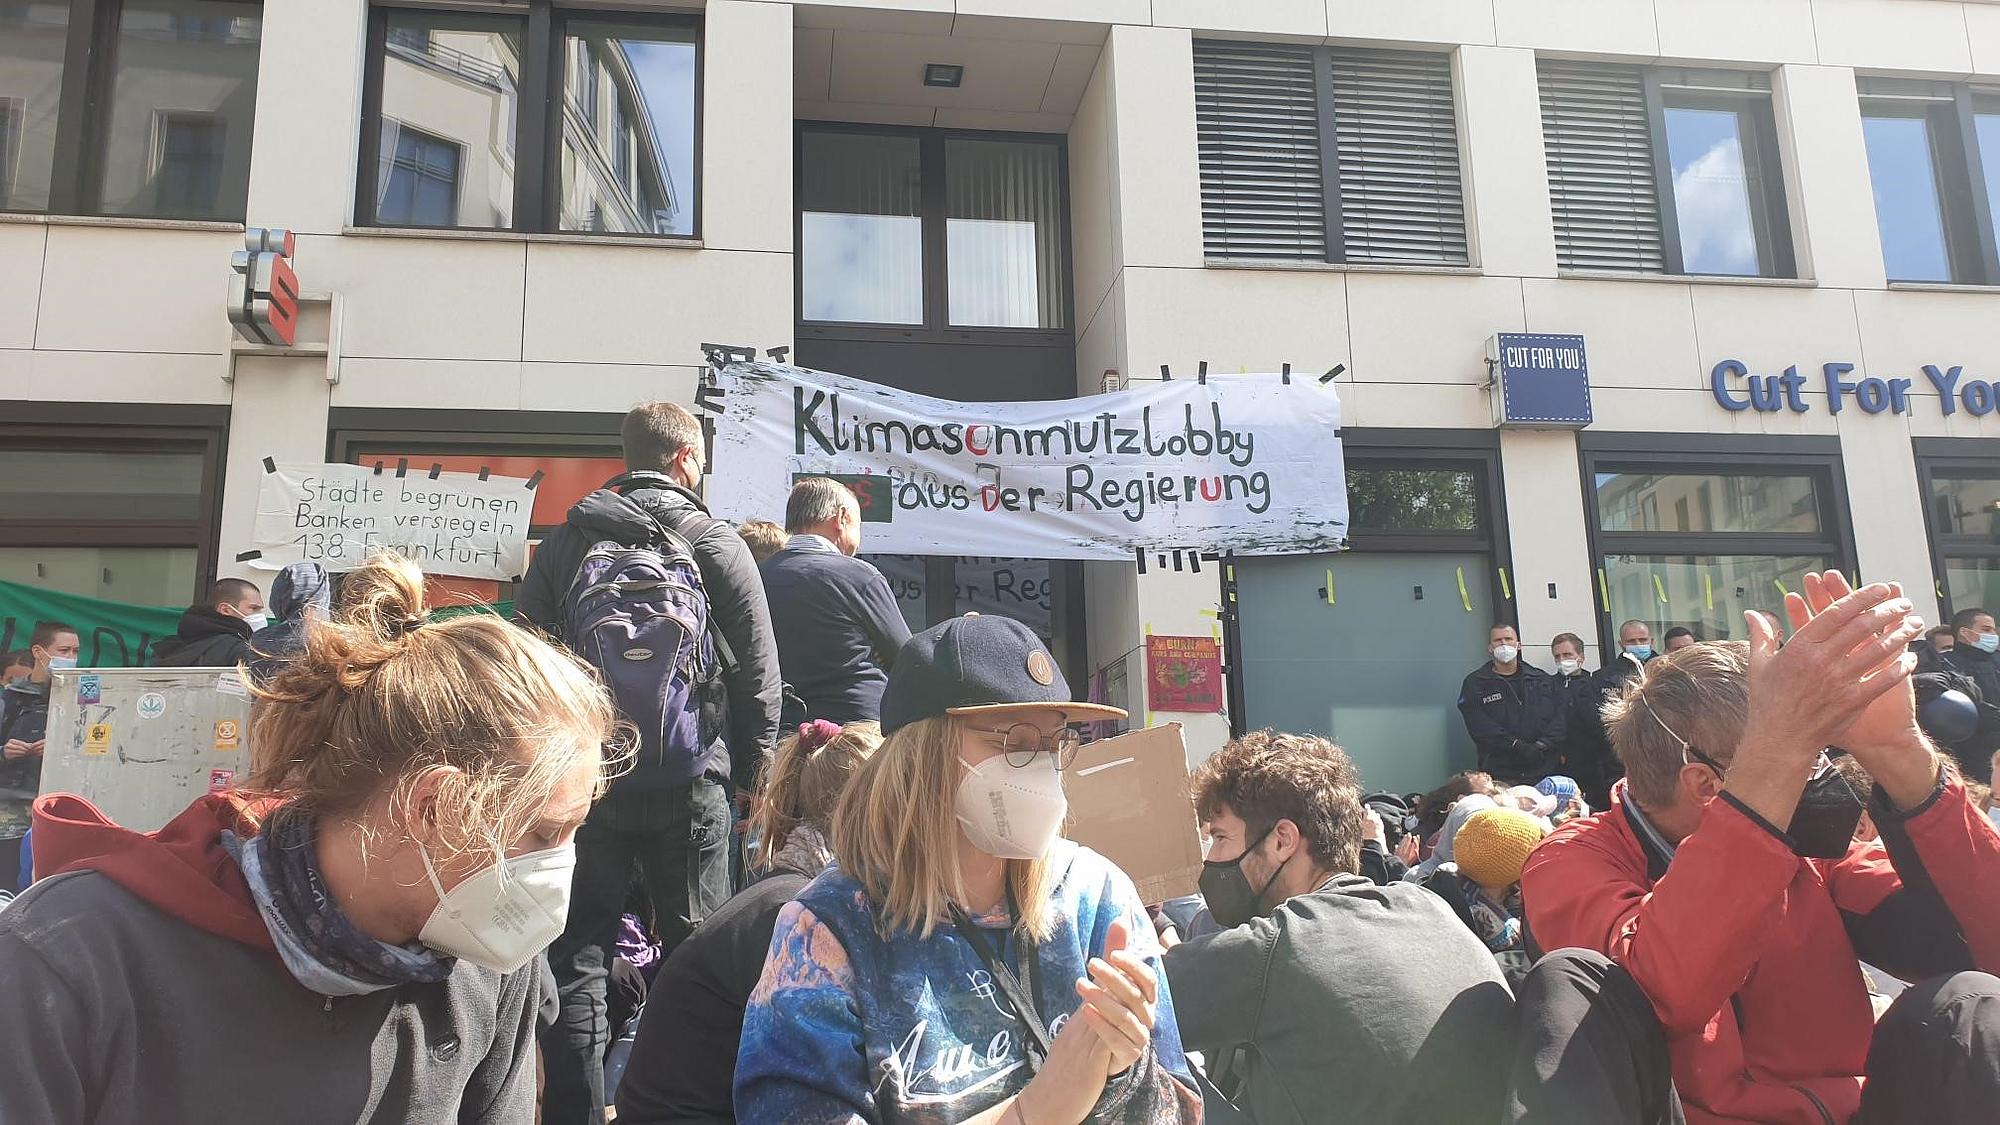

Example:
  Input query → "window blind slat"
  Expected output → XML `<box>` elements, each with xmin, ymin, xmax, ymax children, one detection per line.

<box><xmin>1194</xmin><ymin>41</ymin><xmax>1327</xmax><ymax>260</ymax></box>
<box><xmin>1326</xmin><ymin>47</ymin><xmax>1468</xmax><ymax>265</ymax></box>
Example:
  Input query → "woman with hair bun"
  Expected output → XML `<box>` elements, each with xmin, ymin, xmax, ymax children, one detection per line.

<box><xmin>617</xmin><ymin>718</ymin><xmax>883</xmax><ymax>1124</ymax></box>
<box><xmin>0</xmin><ymin>551</ymin><xmax>622</xmax><ymax>1125</ymax></box>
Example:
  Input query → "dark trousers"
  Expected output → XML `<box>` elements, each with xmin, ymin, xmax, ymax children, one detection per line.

<box><xmin>1506</xmin><ymin>949</ymin><xmax>2000</xmax><ymax>1124</ymax></box>
<box><xmin>538</xmin><ymin>779</ymin><xmax>731</xmax><ymax>1125</ymax></box>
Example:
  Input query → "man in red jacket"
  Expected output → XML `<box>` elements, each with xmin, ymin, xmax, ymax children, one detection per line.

<box><xmin>1511</xmin><ymin>574</ymin><xmax>2000</xmax><ymax>1124</ymax></box>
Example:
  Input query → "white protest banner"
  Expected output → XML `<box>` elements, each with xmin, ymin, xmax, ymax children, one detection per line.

<box><xmin>249</xmin><ymin>463</ymin><xmax>534</xmax><ymax>580</ymax></box>
<box><xmin>706</xmin><ymin>362</ymin><xmax>1347</xmax><ymax>560</ymax></box>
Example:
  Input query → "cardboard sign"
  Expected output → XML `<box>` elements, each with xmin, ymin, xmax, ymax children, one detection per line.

<box><xmin>1145</xmin><ymin>635</ymin><xmax>1224</xmax><ymax>714</ymax></box>
<box><xmin>1064</xmin><ymin>723</ymin><xmax>1203</xmax><ymax>905</ymax></box>
<box><xmin>249</xmin><ymin>462</ymin><xmax>535</xmax><ymax>580</ymax></box>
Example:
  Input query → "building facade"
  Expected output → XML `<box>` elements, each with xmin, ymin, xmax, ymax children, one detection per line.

<box><xmin>6</xmin><ymin>0</ymin><xmax>2000</xmax><ymax>790</ymax></box>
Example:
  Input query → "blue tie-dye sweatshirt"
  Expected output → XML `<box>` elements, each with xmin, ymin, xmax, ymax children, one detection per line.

<box><xmin>734</xmin><ymin>840</ymin><xmax>1201</xmax><ymax>1124</ymax></box>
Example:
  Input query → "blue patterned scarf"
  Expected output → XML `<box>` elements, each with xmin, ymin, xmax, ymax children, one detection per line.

<box><xmin>229</xmin><ymin>810</ymin><xmax>453</xmax><ymax>995</ymax></box>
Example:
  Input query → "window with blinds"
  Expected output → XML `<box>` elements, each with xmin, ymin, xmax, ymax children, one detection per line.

<box><xmin>1327</xmin><ymin>48</ymin><xmax>1467</xmax><ymax>264</ymax></box>
<box><xmin>1193</xmin><ymin>41</ymin><xmax>1467</xmax><ymax>265</ymax></box>
<box><xmin>1537</xmin><ymin>60</ymin><xmax>1667</xmax><ymax>273</ymax></box>
<box><xmin>1194</xmin><ymin>41</ymin><xmax>1326</xmax><ymax>261</ymax></box>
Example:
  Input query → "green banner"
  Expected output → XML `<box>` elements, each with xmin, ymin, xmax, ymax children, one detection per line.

<box><xmin>0</xmin><ymin>579</ymin><xmax>515</xmax><ymax>668</ymax></box>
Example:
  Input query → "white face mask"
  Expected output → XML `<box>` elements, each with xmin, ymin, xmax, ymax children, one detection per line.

<box><xmin>418</xmin><ymin>842</ymin><xmax>575</xmax><ymax>973</ymax></box>
<box><xmin>1492</xmin><ymin>644</ymin><xmax>1520</xmax><ymax>665</ymax></box>
<box><xmin>242</xmin><ymin>612</ymin><xmax>271</xmax><ymax>632</ymax></box>
<box><xmin>1556</xmin><ymin>658</ymin><xmax>1581</xmax><ymax>675</ymax></box>
<box><xmin>954</xmin><ymin>752</ymin><xmax>1068</xmax><ymax>861</ymax></box>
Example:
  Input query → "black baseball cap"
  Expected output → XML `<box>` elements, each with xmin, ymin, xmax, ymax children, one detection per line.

<box><xmin>879</xmin><ymin>614</ymin><xmax>1127</xmax><ymax>735</ymax></box>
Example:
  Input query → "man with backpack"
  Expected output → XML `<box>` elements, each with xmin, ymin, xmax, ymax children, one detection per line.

<box><xmin>518</xmin><ymin>400</ymin><xmax>783</xmax><ymax>1125</ymax></box>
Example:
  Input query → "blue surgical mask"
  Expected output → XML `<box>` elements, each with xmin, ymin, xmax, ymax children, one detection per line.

<box><xmin>1977</xmin><ymin>633</ymin><xmax>2000</xmax><ymax>655</ymax></box>
<box><xmin>1623</xmin><ymin>644</ymin><xmax>1653</xmax><ymax>661</ymax></box>
<box><xmin>48</xmin><ymin>656</ymin><xmax>78</xmax><ymax>671</ymax></box>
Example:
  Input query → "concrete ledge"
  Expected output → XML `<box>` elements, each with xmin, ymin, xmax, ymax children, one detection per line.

<box><xmin>342</xmin><ymin>225</ymin><xmax>707</xmax><ymax>252</ymax></box>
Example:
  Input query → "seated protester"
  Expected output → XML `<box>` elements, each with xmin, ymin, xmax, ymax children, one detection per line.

<box><xmin>617</xmin><ymin>718</ymin><xmax>882</xmax><ymax>1125</ymax></box>
<box><xmin>736</xmin><ymin>615</ymin><xmax>1200</xmax><ymax>1123</ymax></box>
<box><xmin>1433</xmin><ymin>807</ymin><xmax>1546</xmax><ymax>986</ymax></box>
<box><xmin>0</xmin><ymin>552</ymin><xmax>620</xmax><ymax>1124</ymax></box>
<box><xmin>1512</xmin><ymin>575</ymin><xmax>2000</xmax><ymax>1125</ymax></box>
<box><xmin>152</xmin><ymin>577</ymin><xmax>265</xmax><ymax>668</ymax></box>
<box><xmin>1406</xmin><ymin>791</ymin><xmax>1500</xmax><ymax>884</ymax></box>
<box><xmin>1535</xmin><ymin>774</ymin><xmax>1589</xmax><ymax>825</ymax></box>
<box><xmin>1360</xmin><ymin>792</ymin><xmax>1414</xmax><ymax>885</ymax></box>
<box><xmin>247</xmin><ymin>562</ymin><xmax>331</xmax><ymax>680</ymax></box>
<box><xmin>1163</xmin><ymin>730</ymin><xmax>1515</xmax><ymax>1124</ymax></box>
<box><xmin>1412</xmin><ymin>771</ymin><xmax>1496</xmax><ymax>862</ymax></box>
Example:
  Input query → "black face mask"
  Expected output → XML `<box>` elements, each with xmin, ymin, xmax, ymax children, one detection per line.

<box><xmin>1685</xmin><ymin>744</ymin><xmax>1863</xmax><ymax>860</ymax></box>
<box><xmin>1788</xmin><ymin>761</ymin><xmax>1868</xmax><ymax>859</ymax></box>
<box><xmin>1199</xmin><ymin>825</ymin><xmax>1290</xmax><ymax>928</ymax></box>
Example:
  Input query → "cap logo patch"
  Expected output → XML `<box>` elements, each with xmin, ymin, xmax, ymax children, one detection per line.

<box><xmin>1026</xmin><ymin>650</ymin><xmax>1056</xmax><ymax>686</ymax></box>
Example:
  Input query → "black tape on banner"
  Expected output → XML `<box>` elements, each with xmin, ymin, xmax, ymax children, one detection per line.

<box><xmin>1189</xmin><ymin>552</ymin><xmax>1202</xmax><ymax>574</ymax></box>
<box><xmin>694</xmin><ymin>386</ymin><xmax>724</xmax><ymax>413</ymax></box>
<box><xmin>1197</xmin><ymin>361</ymin><xmax>1209</xmax><ymax>386</ymax></box>
<box><xmin>1281</xmin><ymin>363</ymin><xmax>1292</xmax><ymax>385</ymax></box>
<box><xmin>1159</xmin><ymin>364</ymin><xmax>1172</xmax><ymax>382</ymax></box>
<box><xmin>766</xmin><ymin>346</ymin><xmax>789</xmax><ymax>363</ymax></box>
<box><xmin>478</xmin><ymin>466</ymin><xmax>490</xmax><ymax>481</ymax></box>
<box><xmin>1321</xmin><ymin>364</ymin><xmax>1346</xmax><ymax>384</ymax></box>
<box><xmin>396</xmin><ymin>458</ymin><xmax>408</xmax><ymax>478</ymax></box>
<box><xmin>373</xmin><ymin>460</ymin><xmax>384</xmax><ymax>475</ymax></box>
<box><xmin>525</xmin><ymin>470</ymin><xmax>545</xmax><ymax>490</ymax></box>
<box><xmin>1172</xmin><ymin>551</ymin><xmax>1185</xmax><ymax>572</ymax></box>
<box><xmin>261</xmin><ymin>456</ymin><xmax>276</xmax><ymax>473</ymax></box>
<box><xmin>235</xmin><ymin>550</ymin><xmax>263</xmax><ymax>562</ymax></box>
<box><xmin>428</xmin><ymin>463</ymin><xmax>442</xmax><ymax>479</ymax></box>
<box><xmin>1135</xmin><ymin>548</ymin><xmax>1148</xmax><ymax>575</ymax></box>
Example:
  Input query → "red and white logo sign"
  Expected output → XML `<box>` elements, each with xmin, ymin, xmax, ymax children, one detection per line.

<box><xmin>228</xmin><ymin>227</ymin><xmax>300</xmax><ymax>346</ymax></box>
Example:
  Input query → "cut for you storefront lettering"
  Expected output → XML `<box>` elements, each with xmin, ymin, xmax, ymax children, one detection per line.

<box><xmin>1712</xmin><ymin>360</ymin><xmax>2000</xmax><ymax>416</ymax></box>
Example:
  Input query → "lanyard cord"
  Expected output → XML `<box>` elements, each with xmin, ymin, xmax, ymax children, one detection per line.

<box><xmin>947</xmin><ymin>882</ymin><xmax>1052</xmax><ymax>1072</ymax></box>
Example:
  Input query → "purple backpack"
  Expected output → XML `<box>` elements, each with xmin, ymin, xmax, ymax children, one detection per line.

<box><xmin>562</xmin><ymin>519</ymin><xmax>725</xmax><ymax>786</ymax></box>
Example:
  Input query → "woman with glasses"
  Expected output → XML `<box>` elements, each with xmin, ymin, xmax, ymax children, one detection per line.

<box><xmin>735</xmin><ymin>614</ymin><xmax>1203</xmax><ymax>1124</ymax></box>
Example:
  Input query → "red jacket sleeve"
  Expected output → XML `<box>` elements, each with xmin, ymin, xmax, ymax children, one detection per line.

<box><xmin>1522</xmin><ymin>800</ymin><xmax>1800</xmax><ymax>1035</ymax></box>
<box><xmin>1890</xmin><ymin>776</ymin><xmax>2000</xmax><ymax>971</ymax></box>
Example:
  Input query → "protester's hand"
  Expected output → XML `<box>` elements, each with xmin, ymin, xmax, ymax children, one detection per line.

<box><xmin>1395</xmin><ymin>834</ymin><xmax>1422</xmax><ymax>866</ymax></box>
<box><xmin>1016</xmin><ymin>993</ymin><xmax>1116</xmax><ymax>1124</ymax></box>
<box><xmin>27</xmin><ymin>739</ymin><xmax>42</xmax><ymax>758</ymax></box>
<box><xmin>1073</xmin><ymin>919</ymin><xmax>1157</xmax><ymax>1079</ymax></box>
<box><xmin>1797</xmin><ymin>572</ymin><xmax>1939</xmax><ymax>811</ymax></box>
<box><xmin>1361</xmin><ymin>808</ymin><xmax>1384</xmax><ymax>844</ymax></box>
<box><xmin>1732</xmin><ymin>580</ymin><xmax>1921</xmax><ymax>830</ymax></box>
<box><xmin>1</xmin><ymin>740</ymin><xmax>29</xmax><ymax>761</ymax></box>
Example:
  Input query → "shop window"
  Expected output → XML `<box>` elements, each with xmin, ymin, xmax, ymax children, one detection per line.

<box><xmin>1859</xmin><ymin>78</ymin><xmax>2000</xmax><ymax>285</ymax></box>
<box><xmin>797</xmin><ymin>124</ymin><xmax>1071</xmax><ymax>338</ymax></box>
<box><xmin>1347</xmin><ymin>467</ymin><xmax>1481</xmax><ymax>533</ymax></box>
<box><xmin>1585</xmin><ymin>444</ymin><xmax>1851</xmax><ymax>646</ymax></box>
<box><xmin>1193</xmin><ymin>41</ymin><xmax>1467</xmax><ymax>265</ymax></box>
<box><xmin>1539</xmin><ymin>62</ymin><xmax>1794</xmax><ymax>278</ymax></box>
<box><xmin>1922</xmin><ymin>458</ymin><xmax>2000</xmax><ymax>617</ymax></box>
<box><xmin>359</xmin><ymin>4</ymin><xmax>698</xmax><ymax>238</ymax></box>
<box><xmin>4</xmin><ymin>0</ymin><xmax>261</xmax><ymax>219</ymax></box>
<box><xmin>0</xmin><ymin>413</ymin><xmax>228</xmax><ymax>608</ymax></box>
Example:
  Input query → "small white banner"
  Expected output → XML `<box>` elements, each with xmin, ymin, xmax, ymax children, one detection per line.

<box><xmin>706</xmin><ymin>362</ymin><xmax>1348</xmax><ymax>559</ymax></box>
<box><xmin>250</xmin><ymin>463</ymin><xmax>534</xmax><ymax>580</ymax></box>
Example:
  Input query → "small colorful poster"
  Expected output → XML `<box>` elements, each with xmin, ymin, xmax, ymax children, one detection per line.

<box><xmin>136</xmin><ymin>692</ymin><xmax>167</xmax><ymax>720</ymax></box>
<box><xmin>77</xmin><ymin>674</ymin><xmax>101</xmax><ymax>706</ymax></box>
<box><xmin>214</xmin><ymin>720</ymin><xmax>241</xmax><ymax>751</ymax></box>
<box><xmin>209</xmin><ymin>769</ymin><xmax>236</xmax><ymax>793</ymax></box>
<box><xmin>84</xmin><ymin>722</ymin><xmax>113</xmax><ymax>756</ymax></box>
<box><xmin>1145</xmin><ymin>635</ymin><xmax>1224</xmax><ymax>714</ymax></box>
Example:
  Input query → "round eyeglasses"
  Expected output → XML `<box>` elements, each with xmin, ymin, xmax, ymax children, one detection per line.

<box><xmin>969</xmin><ymin>723</ymin><xmax>1083</xmax><ymax>770</ymax></box>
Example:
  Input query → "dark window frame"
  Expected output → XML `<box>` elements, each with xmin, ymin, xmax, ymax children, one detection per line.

<box><xmin>1859</xmin><ymin>81</ymin><xmax>2000</xmax><ymax>285</ymax></box>
<box><xmin>356</xmin><ymin>3</ymin><xmax>703</xmax><ymax>240</ymax></box>
<box><xmin>794</xmin><ymin>121</ymin><xmax>1075</xmax><ymax>349</ymax></box>
<box><xmin>1194</xmin><ymin>40</ymin><xmax>1469</xmax><ymax>267</ymax></box>
<box><xmin>0</xmin><ymin>401</ymin><xmax>231</xmax><ymax>603</ymax></box>
<box><xmin>9</xmin><ymin>0</ymin><xmax>262</xmax><ymax>219</ymax></box>
<box><xmin>1542</xmin><ymin>61</ymin><xmax>1798</xmax><ymax>279</ymax></box>
<box><xmin>1578</xmin><ymin>434</ymin><xmax>1856</xmax><ymax>649</ymax></box>
<box><xmin>1915</xmin><ymin>439</ymin><xmax>2000</xmax><ymax>621</ymax></box>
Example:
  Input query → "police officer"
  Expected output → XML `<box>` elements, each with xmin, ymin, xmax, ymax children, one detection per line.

<box><xmin>1457</xmin><ymin>624</ymin><xmax>1566</xmax><ymax>786</ymax></box>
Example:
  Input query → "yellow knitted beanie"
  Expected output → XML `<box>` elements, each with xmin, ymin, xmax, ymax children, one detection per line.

<box><xmin>1453</xmin><ymin>807</ymin><xmax>1546</xmax><ymax>888</ymax></box>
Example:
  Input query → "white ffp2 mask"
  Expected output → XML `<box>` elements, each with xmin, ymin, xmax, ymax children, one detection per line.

<box><xmin>1492</xmin><ymin>644</ymin><xmax>1520</xmax><ymax>665</ymax></box>
<box><xmin>418</xmin><ymin>842</ymin><xmax>575</xmax><ymax>973</ymax></box>
<box><xmin>955</xmin><ymin>753</ymin><xmax>1067</xmax><ymax>860</ymax></box>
